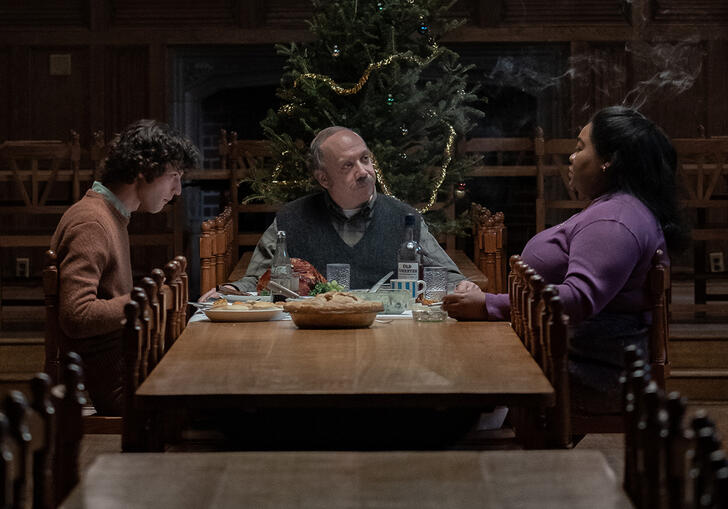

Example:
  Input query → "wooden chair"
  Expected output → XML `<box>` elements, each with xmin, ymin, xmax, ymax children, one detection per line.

<box><xmin>121</xmin><ymin>300</ymin><xmax>162</xmax><ymax>452</ymax></box>
<box><xmin>515</xmin><ymin>249</ymin><xmax>671</xmax><ymax>440</ymax></box>
<box><xmin>570</xmin><ymin>249</ymin><xmax>670</xmax><ymax>434</ymax></box>
<box><xmin>459</xmin><ymin>135</ymin><xmax>536</xmax><ymax>178</ymax></box>
<box><xmin>0</xmin><ymin>139</ymin><xmax>74</xmax><ymax>211</ymax></box>
<box><xmin>622</xmin><ymin>374</ymin><xmax>728</xmax><ymax>509</ymax></box>
<box><xmin>470</xmin><ymin>205</ymin><xmax>508</xmax><ymax>294</ymax></box>
<box><xmin>0</xmin><ymin>356</ymin><xmax>84</xmax><ymax>508</ymax></box>
<box><xmin>227</xmin><ymin>137</ymin><xmax>273</xmax><ymax>178</ymax></box>
<box><xmin>542</xmin><ymin>294</ymin><xmax>571</xmax><ymax>449</ymax></box>
<box><xmin>121</xmin><ymin>284</ymin><xmax>180</xmax><ymax>453</ymax></box>
<box><xmin>161</xmin><ymin>256</ymin><xmax>189</xmax><ymax>350</ymax></box>
<box><xmin>42</xmin><ymin>250</ymin><xmax>122</xmax><ymax>435</ymax></box>
<box><xmin>199</xmin><ymin>206</ymin><xmax>234</xmax><ymax>295</ymax></box>
<box><xmin>671</xmin><ymin>137</ymin><xmax>728</xmax><ymax>315</ymax></box>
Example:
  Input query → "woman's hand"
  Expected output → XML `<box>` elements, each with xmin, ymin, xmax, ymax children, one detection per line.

<box><xmin>454</xmin><ymin>280</ymin><xmax>480</xmax><ymax>293</ymax></box>
<box><xmin>442</xmin><ymin>285</ymin><xmax>488</xmax><ymax>321</ymax></box>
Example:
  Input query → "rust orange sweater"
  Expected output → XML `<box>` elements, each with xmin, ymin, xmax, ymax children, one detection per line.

<box><xmin>51</xmin><ymin>189</ymin><xmax>132</xmax><ymax>353</ymax></box>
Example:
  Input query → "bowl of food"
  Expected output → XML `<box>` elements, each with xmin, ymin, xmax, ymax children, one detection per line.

<box><xmin>351</xmin><ymin>289</ymin><xmax>412</xmax><ymax>315</ymax></box>
<box><xmin>283</xmin><ymin>291</ymin><xmax>383</xmax><ymax>329</ymax></box>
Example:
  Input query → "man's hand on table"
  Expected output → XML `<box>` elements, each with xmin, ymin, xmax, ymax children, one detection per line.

<box><xmin>198</xmin><ymin>284</ymin><xmax>241</xmax><ymax>302</ymax></box>
<box><xmin>442</xmin><ymin>282</ymin><xmax>488</xmax><ymax>321</ymax></box>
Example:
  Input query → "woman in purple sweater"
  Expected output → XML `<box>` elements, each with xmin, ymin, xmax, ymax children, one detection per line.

<box><xmin>443</xmin><ymin>106</ymin><xmax>685</xmax><ymax>412</ymax></box>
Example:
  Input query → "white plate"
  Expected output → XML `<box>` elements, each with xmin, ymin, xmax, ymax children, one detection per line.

<box><xmin>223</xmin><ymin>294</ymin><xmax>272</xmax><ymax>303</ymax></box>
<box><xmin>203</xmin><ymin>307</ymin><xmax>283</xmax><ymax>322</ymax></box>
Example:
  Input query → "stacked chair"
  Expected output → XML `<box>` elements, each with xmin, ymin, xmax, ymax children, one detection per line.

<box><xmin>0</xmin><ymin>354</ymin><xmax>85</xmax><ymax>508</ymax></box>
<box><xmin>470</xmin><ymin>204</ymin><xmax>508</xmax><ymax>294</ymax></box>
<box><xmin>507</xmin><ymin>249</ymin><xmax>671</xmax><ymax>447</ymax></box>
<box><xmin>199</xmin><ymin>205</ymin><xmax>234</xmax><ymax>295</ymax></box>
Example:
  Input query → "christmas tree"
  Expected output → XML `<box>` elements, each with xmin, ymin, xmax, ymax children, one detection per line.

<box><xmin>247</xmin><ymin>0</ymin><xmax>484</xmax><ymax>235</ymax></box>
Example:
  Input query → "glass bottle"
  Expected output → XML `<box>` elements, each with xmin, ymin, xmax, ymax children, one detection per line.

<box><xmin>397</xmin><ymin>214</ymin><xmax>420</xmax><ymax>280</ymax></box>
<box><xmin>271</xmin><ymin>230</ymin><xmax>293</xmax><ymax>302</ymax></box>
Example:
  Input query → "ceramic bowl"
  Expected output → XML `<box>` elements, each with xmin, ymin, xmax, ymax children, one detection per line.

<box><xmin>351</xmin><ymin>289</ymin><xmax>412</xmax><ymax>315</ymax></box>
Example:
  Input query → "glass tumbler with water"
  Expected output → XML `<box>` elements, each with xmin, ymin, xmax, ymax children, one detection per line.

<box><xmin>423</xmin><ymin>266</ymin><xmax>447</xmax><ymax>301</ymax></box>
<box><xmin>326</xmin><ymin>263</ymin><xmax>350</xmax><ymax>290</ymax></box>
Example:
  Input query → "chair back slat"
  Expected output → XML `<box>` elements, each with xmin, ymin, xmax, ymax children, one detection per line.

<box><xmin>544</xmin><ymin>295</ymin><xmax>571</xmax><ymax>448</ymax></box>
<box><xmin>174</xmin><ymin>255</ymin><xmax>189</xmax><ymax>329</ymax></box>
<box><xmin>507</xmin><ymin>255</ymin><xmax>521</xmax><ymax>326</ymax></box>
<box><xmin>131</xmin><ymin>288</ymin><xmax>152</xmax><ymax>381</ymax></box>
<box><xmin>163</xmin><ymin>261</ymin><xmax>182</xmax><ymax>348</ymax></box>
<box><xmin>30</xmin><ymin>374</ymin><xmax>55</xmax><ymax>509</ymax></box>
<box><xmin>151</xmin><ymin>269</ymin><xmax>168</xmax><ymax>357</ymax></box>
<box><xmin>43</xmin><ymin>250</ymin><xmax>62</xmax><ymax>383</ymax></box>
<box><xmin>642</xmin><ymin>383</ymin><xmax>668</xmax><ymax>508</ymax></box>
<box><xmin>122</xmin><ymin>301</ymin><xmax>145</xmax><ymax>452</ymax></box>
<box><xmin>140</xmin><ymin>277</ymin><xmax>161</xmax><ymax>371</ymax></box>
<box><xmin>665</xmin><ymin>393</ymin><xmax>691</xmax><ymax>509</ymax></box>
<box><xmin>5</xmin><ymin>391</ymin><xmax>31</xmax><ymax>509</ymax></box>
<box><xmin>54</xmin><ymin>362</ymin><xmax>84</xmax><ymax>505</ymax></box>
<box><xmin>199</xmin><ymin>219</ymin><xmax>215</xmax><ymax>295</ymax></box>
<box><xmin>538</xmin><ymin>285</ymin><xmax>558</xmax><ymax>378</ymax></box>
<box><xmin>519</xmin><ymin>266</ymin><xmax>535</xmax><ymax>349</ymax></box>
<box><xmin>648</xmin><ymin>249</ymin><xmax>670</xmax><ymax>388</ymax></box>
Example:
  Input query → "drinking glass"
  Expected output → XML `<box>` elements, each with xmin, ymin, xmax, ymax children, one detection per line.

<box><xmin>326</xmin><ymin>263</ymin><xmax>350</xmax><ymax>290</ymax></box>
<box><xmin>423</xmin><ymin>266</ymin><xmax>447</xmax><ymax>301</ymax></box>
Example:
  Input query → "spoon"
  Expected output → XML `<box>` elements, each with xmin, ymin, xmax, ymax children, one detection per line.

<box><xmin>268</xmin><ymin>280</ymin><xmax>302</xmax><ymax>299</ymax></box>
<box><xmin>368</xmin><ymin>271</ymin><xmax>394</xmax><ymax>293</ymax></box>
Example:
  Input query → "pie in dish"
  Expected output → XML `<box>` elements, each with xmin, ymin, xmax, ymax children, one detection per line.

<box><xmin>283</xmin><ymin>291</ymin><xmax>383</xmax><ymax>329</ymax></box>
<box><xmin>283</xmin><ymin>291</ymin><xmax>383</xmax><ymax>313</ymax></box>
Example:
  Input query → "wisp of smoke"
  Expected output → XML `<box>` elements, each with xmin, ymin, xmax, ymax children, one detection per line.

<box><xmin>482</xmin><ymin>37</ymin><xmax>704</xmax><ymax>114</ymax></box>
<box><xmin>622</xmin><ymin>37</ymin><xmax>705</xmax><ymax>109</ymax></box>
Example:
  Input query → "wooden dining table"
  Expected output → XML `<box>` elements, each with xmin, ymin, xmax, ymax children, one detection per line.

<box><xmin>61</xmin><ymin>450</ymin><xmax>633</xmax><ymax>508</ymax></box>
<box><xmin>135</xmin><ymin>318</ymin><xmax>554</xmax><ymax>449</ymax></box>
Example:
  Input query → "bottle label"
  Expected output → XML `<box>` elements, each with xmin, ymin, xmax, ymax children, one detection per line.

<box><xmin>398</xmin><ymin>262</ymin><xmax>419</xmax><ymax>280</ymax></box>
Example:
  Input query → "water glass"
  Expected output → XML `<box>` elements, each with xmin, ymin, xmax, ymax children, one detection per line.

<box><xmin>326</xmin><ymin>263</ymin><xmax>350</xmax><ymax>290</ymax></box>
<box><xmin>423</xmin><ymin>266</ymin><xmax>447</xmax><ymax>301</ymax></box>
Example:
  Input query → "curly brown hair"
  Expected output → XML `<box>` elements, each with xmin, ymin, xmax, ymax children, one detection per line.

<box><xmin>101</xmin><ymin>119</ymin><xmax>200</xmax><ymax>185</ymax></box>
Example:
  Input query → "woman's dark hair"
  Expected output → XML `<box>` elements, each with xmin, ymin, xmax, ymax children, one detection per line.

<box><xmin>590</xmin><ymin>106</ymin><xmax>688</xmax><ymax>251</ymax></box>
<box><xmin>102</xmin><ymin>119</ymin><xmax>200</xmax><ymax>186</ymax></box>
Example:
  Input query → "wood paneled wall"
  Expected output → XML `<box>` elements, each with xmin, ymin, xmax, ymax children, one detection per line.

<box><xmin>0</xmin><ymin>0</ymin><xmax>726</xmax><ymax>143</ymax></box>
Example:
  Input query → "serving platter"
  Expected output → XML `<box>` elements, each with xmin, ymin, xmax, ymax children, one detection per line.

<box><xmin>203</xmin><ymin>307</ymin><xmax>283</xmax><ymax>322</ymax></box>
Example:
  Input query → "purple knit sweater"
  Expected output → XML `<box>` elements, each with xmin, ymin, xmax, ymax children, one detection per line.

<box><xmin>486</xmin><ymin>192</ymin><xmax>667</xmax><ymax>324</ymax></box>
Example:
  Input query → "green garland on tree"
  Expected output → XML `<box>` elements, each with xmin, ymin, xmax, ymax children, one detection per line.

<box><xmin>246</xmin><ymin>0</ymin><xmax>484</xmax><ymax>236</ymax></box>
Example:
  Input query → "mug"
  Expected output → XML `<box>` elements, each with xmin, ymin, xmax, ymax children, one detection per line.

<box><xmin>390</xmin><ymin>279</ymin><xmax>426</xmax><ymax>299</ymax></box>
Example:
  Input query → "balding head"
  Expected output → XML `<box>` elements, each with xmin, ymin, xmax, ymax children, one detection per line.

<box><xmin>310</xmin><ymin>127</ymin><xmax>364</xmax><ymax>173</ymax></box>
<box><xmin>310</xmin><ymin>127</ymin><xmax>375</xmax><ymax>209</ymax></box>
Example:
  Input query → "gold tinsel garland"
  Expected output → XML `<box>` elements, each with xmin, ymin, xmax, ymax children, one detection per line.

<box><xmin>293</xmin><ymin>46</ymin><xmax>443</xmax><ymax>95</ymax></box>
<box><xmin>269</xmin><ymin>46</ymin><xmax>456</xmax><ymax>213</ymax></box>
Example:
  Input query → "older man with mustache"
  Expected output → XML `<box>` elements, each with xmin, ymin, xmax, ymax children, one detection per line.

<box><xmin>212</xmin><ymin>126</ymin><xmax>464</xmax><ymax>294</ymax></box>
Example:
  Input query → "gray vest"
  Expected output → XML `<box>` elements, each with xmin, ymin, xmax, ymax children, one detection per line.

<box><xmin>277</xmin><ymin>192</ymin><xmax>417</xmax><ymax>289</ymax></box>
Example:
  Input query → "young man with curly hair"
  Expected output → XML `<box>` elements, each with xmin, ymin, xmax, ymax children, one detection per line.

<box><xmin>51</xmin><ymin>119</ymin><xmax>199</xmax><ymax>415</ymax></box>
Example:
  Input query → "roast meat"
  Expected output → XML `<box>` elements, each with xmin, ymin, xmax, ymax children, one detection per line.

<box><xmin>257</xmin><ymin>257</ymin><xmax>326</xmax><ymax>296</ymax></box>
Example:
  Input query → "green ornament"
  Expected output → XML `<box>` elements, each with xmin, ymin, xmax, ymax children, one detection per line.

<box><xmin>377</xmin><ymin>2</ymin><xmax>383</xmax><ymax>11</ymax></box>
<box><xmin>331</xmin><ymin>44</ymin><xmax>341</xmax><ymax>58</ymax></box>
<box><xmin>386</xmin><ymin>94</ymin><xmax>395</xmax><ymax>106</ymax></box>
